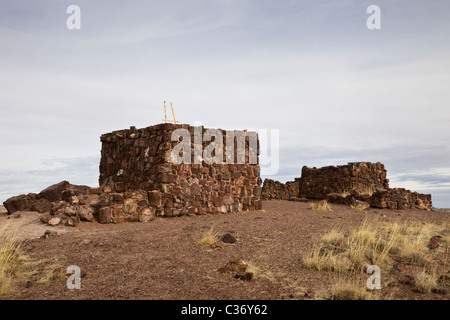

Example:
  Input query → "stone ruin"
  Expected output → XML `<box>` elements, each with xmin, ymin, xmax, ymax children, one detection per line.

<box><xmin>97</xmin><ymin>123</ymin><xmax>262</xmax><ymax>220</ymax></box>
<box><xmin>262</xmin><ymin>162</ymin><xmax>432</xmax><ymax>210</ymax></box>
<box><xmin>3</xmin><ymin>126</ymin><xmax>435</xmax><ymax>227</ymax></box>
<box><xmin>3</xmin><ymin>123</ymin><xmax>263</xmax><ymax>226</ymax></box>
<box><xmin>260</xmin><ymin>179</ymin><xmax>300</xmax><ymax>201</ymax></box>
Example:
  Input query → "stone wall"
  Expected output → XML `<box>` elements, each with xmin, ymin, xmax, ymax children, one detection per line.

<box><xmin>99</xmin><ymin>123</ymin><xmax>262</xmax><ymax>217</ymax></box>
<box><xmin>263</xmin><ymin>162</ymin><xmax>432</xmax><ymax>210</ymax></box>
<box><xmin>298</xmin><ymin>162</ymin><xmax>389</xmax><ymax>199</ymax></box>
<box><xmin>369</xmin><ymin>188</ymin><xmax>432</xmax><ymax>210</ymax></box>
<box><xmin>261</xmin><ymin>179</ymin><xmax>299</xmax><ymax>200</ymax></box>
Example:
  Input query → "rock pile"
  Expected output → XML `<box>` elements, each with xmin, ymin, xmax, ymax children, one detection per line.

<box><xmin>217</xmin><ymin>259</ymin><xmax>254</xmax><ymax>281</ymax></box>
<box><xmin>3</xmin><ymin>181</ymin><xmax>90</xmax><ymax>215</ymax></box>
<box><xmin>2</xmin><ymin>182</ymin><xmax>161</xmax><ymax>226</ymax></box>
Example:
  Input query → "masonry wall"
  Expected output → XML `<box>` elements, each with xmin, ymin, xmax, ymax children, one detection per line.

<box><xmin>262</xmin><ymin>162</ymin><xmax>432</xmax><ymax>210</ymax></box>
<box><xmin>99</xmin><ymin>123</ymin><xmax>262</xmax><ymax>217</ymax></box>
<box><xmin>261</xmin><ymin>178</ymin><xmax>300</xmax><ymax>200</ymax></box>
<box><xmin>298</xmin><ymin>162</ymin><xmax>389</xmax><ymax>199</ymax></box>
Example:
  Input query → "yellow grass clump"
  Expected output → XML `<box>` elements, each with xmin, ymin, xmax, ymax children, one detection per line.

<box><xmin>0</xmin><ymin>225</ymin><xmax>65</xmax><ymax>296</ymax></box>
<box><xmin>197</xmin><ymin>226</ymin><xmax>219</xmax><ymax>246</ymax></box>
<box><xmin>303</xmin><ymin>218</ymin><xmax>449</xmax><ymax>276</ymax></box>
<box><xmin>302</xmin><ymin>245</ymin><xmax>350</xmax><ymax>272</ymax></box>
<box><xmin>0</xmin><ymin>226</ymin><xmax>22</xmax><ymax>295</ymax></box>
<box><xmin>320</xmin><ymin>227</ymin><xmax>345</xmax><ymax>245</ymax></box>
<box><xmin>310</xmin><ymin>200</ymin><xmax>332</xmax><ymax>212</ymax></box>
<box><xmin>414</xmin><ymin>270</ymin><xmax>438</xmax><ymax>293</ymax></box>
<box><xmin>350</xmin><ymin>203</ymin><xmax>369</xmax><ymax>211</ymax></box>
<box><xmin>331</xmin><ymin>282</ymin><xmax>373</xmax><ymax>300</ymax></box>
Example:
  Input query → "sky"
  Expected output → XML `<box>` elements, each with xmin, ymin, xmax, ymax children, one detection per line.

<box><xmin>1</xmin><ymin>0</ymin><xmax>450</xmax><ymax>207</ymax></box>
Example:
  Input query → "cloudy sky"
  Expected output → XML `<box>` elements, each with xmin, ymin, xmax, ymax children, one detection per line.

<box><xmin>1</xmin><ymin>0</ymin><xmax>449</xmax><ymax>207</ymax></box>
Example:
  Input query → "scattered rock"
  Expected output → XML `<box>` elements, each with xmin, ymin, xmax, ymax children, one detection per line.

<box><xmin>40</xmin><ymin>215</ymin><xmax>51</xmax><ymax>224</ymax></box>
<box><xmin>304</xmin><ymin>290</ymin><xmax>314</xmax><ymax>299</ymax></box>
<box><xmin>64</xmin><ymin>205</ymin><xmax>77</xmax><ymax>216</ymax></box>
<box><xmin>65</xmin><ymin>218</ymin><xmax>75</xmax><ymax>227</ymax></box>
<box><xmin>148</xmin><ymin>190</ymin><xmax>162</xmax><ymax>207</ymax></box>
<box><xmin>48</xmin><ymin>217</ymin><xmax>61</xmax><ymax>226</ymax></box>
<box><xmin>221</xmin><ymin>233</ymin><xmax>237</xmax><ymax>244</ymax></box>
<box><xmin>77</xmin><ymin>205</ymin><xmax>95</xmax><ymax>222</ymax></box>
<box><xmin>399</xmin><ymin>273</ymin><xmax>415</xmax><ymax>285</ymax></box>
<box><xmin>432</xmin><ymin>288</ymin><xmax>448</xmax><ymax>295</ymax></box>
<box><xmin>439</xmin><ymin>272</ymin><xmax>450</xmax><ymax>285</ymax></box>
<box><xmin>50</xmin><ymin>201</ymin><xmax>70</xmax><ymax>216</ymax></box>
<box><xmin>79</xmin><ymin>239</ymin><xmax>91</xmax><ymax>246</ymax></box>
<box><xmin>3</xmin><ymin>193</ymin><xmax>38</xmax><ymax>214</ymax></box>
<box><xmin>68</xmin><ymin>195</ymin><xmax>79</xmax><ymax>205</ymax></box>
<box><xmin>394</xmin><ymin>263</ymin><xmax>407</xmax><ymax>273</ymax></box>
<box><xmin>386</xmin><ymin>282</ymin><xmax>399</xmax><ymax>288</ymax></box>
<box><xmin>31</xmin><ymin>198</ymin><xmax>52</xmax><ymax>213</ymax></box>
<box><xmin>139</xmin><ymin>207</ymin><xmax>156</xmax><ymax>223</ymax></box>
<box><xmin>235</xmin><ymin>271</ymin><xmax>253</xmax><ymax>281</ymax></box>
<box><xmin>89</xmin><ymin>187</ymin><xmax>102</xmax><ymax>195</ymax></box>
<box><xmin>40</xmin><ymin>181</ymin><xmax>71</xmax><ymax>202</ymax></box>
<box><xmin>97</xmin><ymin>206</ymin><xmax>112</xmax><ymax>224</ymax></box>
<box><xmin>7</xmin><ymin>213</ymin><xmax>21</xmax><ymax>219</ymax></box>
<box><xmin>429</xmin><ymin>236</ymin><xmax>441</xmax><ymax>249</ymax></box>
<box><xmin>210</xmin><ymin>242</ymin><xmax>221</xmax><ymax>249</ymax></box>
<box><xmin>41</xmin><ymin>229</ymin><xmax>58</xmax><ymax>239</ymax></box>
<box><xmin>218</xmin><ymin>260</ymin><xmax>248</xmax><ymax>274</ymax></box>
<box><xmin>218</xmin><ymin>260</ymin><xmax>253</xmax><ymax>281</ymax></box>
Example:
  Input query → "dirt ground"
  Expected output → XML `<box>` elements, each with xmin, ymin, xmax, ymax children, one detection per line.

<box><xmin>1</xmin><ymin>200</ymin><xmax>449</xmax><ymax>300</ymax></box>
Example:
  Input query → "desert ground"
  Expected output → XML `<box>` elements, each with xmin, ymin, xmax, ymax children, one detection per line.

<box><xmin>0</xmin><ymin>200</ymin><xmax>449</xmax><ymax>300</ymax></box>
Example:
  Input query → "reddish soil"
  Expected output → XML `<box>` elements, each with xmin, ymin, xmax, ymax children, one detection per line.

<box><xmin>2</xmin><ymin>200</ymin><xmax>449</xmax><ymax>300</ymax></box>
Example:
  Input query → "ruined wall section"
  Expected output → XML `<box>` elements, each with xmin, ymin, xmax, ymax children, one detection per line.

<box><xmin>263</xmin><ymin>162</ymin><xmax>432</xmax><ymax>210</ymax></box>
<box><xmin>261</xmin><ymin>179</ymin><xmax>300</xmax><ymax>200</ymax></box>
<box><xmin>298</xmin><ymin>162</ymin><xmax>389</xmax><ymax>199</ymax></box>
<box><xmin>99</xmin><ymin>123</ymin><xmax>262</xmax><ymax>217</ymax></box>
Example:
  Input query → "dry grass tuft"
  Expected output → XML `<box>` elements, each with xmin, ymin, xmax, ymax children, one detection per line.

<box><xmin>0</xmin><ymin>225</ymin><xmax>65</xmax><ymax>296</ymax></box>
<box><xmin>310</xmin><ymin>200</ymin><xmax>332</xmax><ymax>212</ymax></box>
<box><xmin>245</xmin><ymin>261</ymin><xmax>260</xmax><ymax>278</ymax></box>
<box><xmin>304</xmin><ymin>218</ymin><xmax>449</xmax><ymax>277</ymax></box>
<box><xmin>358</xmin><ymin>185</ymin><xmax>375</xmax><ymax>196</ymax></box>
<box><xmin>350</xmin><ymin>204</ymin><xmax>369</xmax><ymax>211</ymax></box>
<box><xmin>197</xmin><ymin>226</ymin><xmax>220</xmax><ymax>246</ymax></box>
<box><xmin>340</xmin><ymin>185</ymin><xmax>375</xmax><ymax>198</ymax></box>
<box><xmin>0</xmin><ymin>225</ymin><xmax>23</xmax><ymax>295</ymax></box>
<box><xmin>330</xmin><ymin>278</ymin><xmax>376</xmax><ymax>300</ymax></box>
<box><xmin>302</xmin><ymin>246</ymin><xmax>349</xmax><ymax>272</ymax></box>
<box><xmin>320</xmin><ymin>228</ymin><xmax>345</xmax><ymax>245</ymax></box>
<box><xmin>414</xmin><ymin>270</ymin><xmax>438</xmax><ymax>293</ymax></box>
